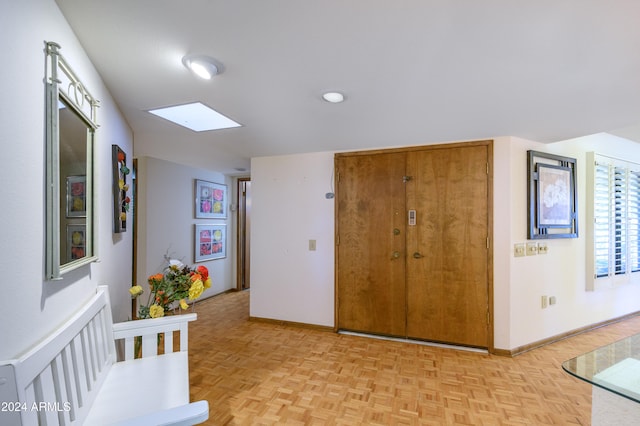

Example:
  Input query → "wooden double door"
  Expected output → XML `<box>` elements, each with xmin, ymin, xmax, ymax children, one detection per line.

<box><xmin>336</xmin><ymin>141</ymin><xmax>492</xmax><ymax>348</ymax></box>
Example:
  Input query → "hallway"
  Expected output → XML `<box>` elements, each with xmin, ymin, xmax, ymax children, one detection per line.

<box><xmin>188</xmin><ymin>291</ymin><xmax>640</xmax><ymax>425</ymax></box>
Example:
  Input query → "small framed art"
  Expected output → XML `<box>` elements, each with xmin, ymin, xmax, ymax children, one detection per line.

<box><xmin>195</xmin><ymin>179</ymin><xmax>227</xmax><ymax>219</ymax></box>
<box><xmin>195</xmin><ymin>224</ymin><xmax>226</xmax><ymax>262</ymax></box>
<box><xmin>527</xmin><ymin>150</ymin><xmax>578</xmax><ymax>239</ymax></box>
<box><xmin>66</xmin><ymin>175</ymin><xmax>86</xmax><ymax>218</ymax></box>
<box><xmin>67</xmin><ymin>224</ymin><xmax>86</xmax><ymax>261</ymax></box>
<box><xmin>112</xmin><ymin>145</ymin><xmax>130</xmax><ymax>233</ymax></box>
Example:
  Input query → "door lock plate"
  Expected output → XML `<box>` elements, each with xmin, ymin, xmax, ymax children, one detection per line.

<box><xmin>408</xmin><ymin>210</ymin><xmax>416</xmax><ymax>226</ymax></box>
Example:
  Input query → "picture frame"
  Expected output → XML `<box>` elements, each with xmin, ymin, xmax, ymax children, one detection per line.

<box><xmin>195</xmin><ymin>224</ymin><xmax>226</xmax><ymax>262</ymax></box>
<box><xmin>537</xmin><ymin>164</ymin><xmax>572</xmax><ymax>227</ymax></box>
<box><xmin>67</xmin><ymin>224</ymin><xmax>86</xmax><ymax>261</ymax></box>
<box><xmin>527</xmin><ymin>150</ymin><xmax>578</xmax><ymax>239</ymax></box>
<box><xmin>66</xmin><ymin>175</ymin><xmax>86</xmax><ymax>218</ymax></box>
<box><xmin>112</xmin><ymin>145</ymin><xmax>130</xmax><ymax>233</ymax></box>
<box><xmin>195</xmin><ymin>179</ymin><xmax>227</xmax><ymax>219</ymax></box>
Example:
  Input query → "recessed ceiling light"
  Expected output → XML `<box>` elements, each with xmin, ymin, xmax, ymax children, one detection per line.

<box><xmin>322</xmin><ymin>92</ymin><xmax>345</xmax><ymax>103</ymax></box>
<box><xmin>182</xmin><ymin>54</ymin><xmax>224</xmax><ymax>80</ymax></box>
<box><xmin>148</xmin><ymin>102</ymin><xmax>241</xmax><ymax>132</ymax></box>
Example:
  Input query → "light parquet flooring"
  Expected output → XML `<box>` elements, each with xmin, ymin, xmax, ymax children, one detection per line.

<box><xmin>188</xmin><ymin>291</ymin><xmax>640</xmax><ymax>425</ymax></box>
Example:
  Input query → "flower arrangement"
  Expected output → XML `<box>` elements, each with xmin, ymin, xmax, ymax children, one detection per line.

<box><xmin>129</xmin><ymin>258</ymin><xmax>211</xmax><ymax>319</ymax></box>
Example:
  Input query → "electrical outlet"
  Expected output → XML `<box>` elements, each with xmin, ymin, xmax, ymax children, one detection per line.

<box><xmin>538</xmin><ymin>242</ymin><xmax>548</xmax><ymax>254</ymax></box>
<box><xmin>541</xmin><ymin>295</ymin><xmax>548</xmax><ymax>309</ymax></box>
<box><xmin>527</xmin><ymin>242</ymin><xmax>538</xmax><ymax>256</ymax></box>
<box><xmin>514</xmin><ymin>243</ymin><xmax>525</xmax><ymax>257</ymax></box>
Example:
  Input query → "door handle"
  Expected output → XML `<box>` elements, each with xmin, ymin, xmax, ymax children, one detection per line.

<box><xmin>391</xmin><ymin>251</ymin><xmax>401</xmax><ymax>260</ymax></box>
<box><xmin>413</xmin><ymin>252</ymin><xmax>424</xmax><ymax>259</ymax></box>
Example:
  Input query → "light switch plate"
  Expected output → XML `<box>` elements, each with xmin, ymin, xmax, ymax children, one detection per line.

<box><xmin>514</xmin><ymin>243</ymin><xmax>525</xmax><ymax>257</ymax></box>
<box><xmin>538</xmin><ymin>242</ymin><xmax>548</xmax><ymax>254</ymax></box>
<box><xmin>526</xmin><ymin>242</ymin><xmax>538</xmax><ymax>256</ymax></box>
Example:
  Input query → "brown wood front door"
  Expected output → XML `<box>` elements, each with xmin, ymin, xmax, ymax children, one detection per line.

<box><xmin>336</xmin><ymin>142</ymin><xmax>491</xmax><ymax>348</ymax></box>
<box><xmin>336</xmin><ymin>152</ymin><xmax>407</xmax><ymax>336</ymax></box>
<box><xmin>405</xmin><ymin>145</ymin><xmax>489</xmax><ymax>347</ymax></box>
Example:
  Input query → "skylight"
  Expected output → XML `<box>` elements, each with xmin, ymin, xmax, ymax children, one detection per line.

<box><xmin>148</xmin><ymin>102</ymin><xmax>241</xmax><ymax>132</ymax></box>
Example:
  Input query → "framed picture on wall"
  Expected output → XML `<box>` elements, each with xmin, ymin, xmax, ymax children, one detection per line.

<box><xmin>66</xmin><ymin>175</ymin><xmax>86</xmax><ymax>218</ymax></box>
<box><xmin>112</xmin><ymin>145</ymin><xmax>130</xmax><ymax>233</ymax></box>
<box><xmin>537</xmin><ymin>164</ymin><xmax>573</xmax><ymax>227</ymax></box>
<box><xmin>527</xmin><ymin>150</ymin><xmax>578</xmax><ymax>239</ymax></box>
<box><xmin>195</xmin><ymin>224</ymin><xmax>226</xmax><ymax>262</ymax></box>
<box><xmin>67</xmin><ymin>224</ymin><xmax>86</xmax><ymax>261</ymax></box>
<box><xmin>195</xmin><ymin>179</ymin><xmax>227</xmax><ymax>219</ymax></box>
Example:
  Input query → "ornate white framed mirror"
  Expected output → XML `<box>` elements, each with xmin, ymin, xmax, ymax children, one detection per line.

<box><xmin>45</xmin><ymin>41</ymin><xmax>99</xmax><ymax>279</ymax></box>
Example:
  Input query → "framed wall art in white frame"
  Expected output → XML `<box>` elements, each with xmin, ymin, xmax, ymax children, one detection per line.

<box><xmin>195</xmin><ymin>224</ymin><xmax>226</xmax><ymax>262</ymax></box>
<box><xmin>67</xmin><ymin>224</ymin><xmax>86</xmax><ymax>261</ymax></box>
<box><xmin>195</xmin><ymin>179</ymin><xmax>227</xmax><ymax>219</ymax></box>
<box><xmin>66</xmin><ymin>175</ymin><xmax>86</xmax><ymax>218</ymax></box>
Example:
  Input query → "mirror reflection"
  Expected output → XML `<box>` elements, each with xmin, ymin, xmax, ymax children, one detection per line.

<box><xmin>58</xmin><ymin>97</ymin><xmax>92</xmax><ymax>265</ymax></box>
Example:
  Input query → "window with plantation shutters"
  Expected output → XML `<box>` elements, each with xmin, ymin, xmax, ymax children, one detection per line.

<box><xmin>594</xmin><ymin>162</ymin><xmax>610</xmax><ymax>278</ymax></box>
<box><xmin>590</xmin><ymin>153</ymin><xmax>640</xmax><ymax>287</ymax></box>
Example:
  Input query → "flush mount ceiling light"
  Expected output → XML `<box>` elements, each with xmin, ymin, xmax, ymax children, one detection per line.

<box><xmin>182</xmin><ymin>54</ymin><xmax>224</xmax><ymax>80</ymax></box>
<box><xmin>322</xmin><ymin>92</ymin><xmax>345</xmax><ymax>103</ymax></box>
<box><xmin>148</xmin><ymin>102</ymin><xmax>241</xmax><ymax>132</ymax></box>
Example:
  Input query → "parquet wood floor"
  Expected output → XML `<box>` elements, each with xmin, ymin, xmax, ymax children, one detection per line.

<box><xmin>188</xmin><ymin>291</ymin><xmax>640</xmax><ymax>425</ymax></box>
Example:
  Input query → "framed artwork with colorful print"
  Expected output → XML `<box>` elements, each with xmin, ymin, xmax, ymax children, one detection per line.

<box><xmin>195</xmin><ymin>179</ymin><xmax>226</xmax><ymax>219</ymax></box>
<box><xmin>195</xmin><ymin>224</ymin><xmax>226</xmax><ymax>262</ymax></box>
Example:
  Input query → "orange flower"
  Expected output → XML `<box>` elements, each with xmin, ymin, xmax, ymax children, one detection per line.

<box><xmin>148</xmin><ymin>273</ymin><xmax>163</xmax><ymax>282</ymax></box>
<box><xmin>148</xmin><ymin>273</ymin><xmax>163</xmax><ymax>290</ymax></box>
<box><xmin>196</xmin><ymin>265</ymin><xmax>209</xmax><ymax>280</ymax></box>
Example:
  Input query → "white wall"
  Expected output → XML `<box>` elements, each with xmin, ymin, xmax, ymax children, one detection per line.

<box><xmin>0</xmin><ymin>0</ymin><xmax>133</xmax><ymax>359</ymax></box>
<box><xmin>502</xmin><ymin>134</ymin><xmax>640</xmax><ymax>349</ymax></box>
<box><xmin>250</xmin><ymin>152</ymin><xmax>335</xmax><ymax>326</ymax></box>
<box><xmin>251</xmin><ymin>137</ymin><xmax>640</xmax><ymax>351</ymax></box>
<box><xmin>135</xmin><ymin>157</ymin><xmax>235</xmax><ymax>301</ymax></box>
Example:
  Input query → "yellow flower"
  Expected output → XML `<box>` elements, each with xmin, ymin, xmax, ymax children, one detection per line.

<box><xmin>73</xmin><ymin>197</ymin><xmax>84</xmax><ymax>211</ymax></box>
<box><xmin>180</xmin><ymin>299</ymin><xmax>189</xmax><ymax>310</ymax></box>
<box><xmin>149</xmin><ymin>304</ymin><xmax>164</xmax><ymax>318</ymax></box>
<box><xmin>129</xmin><ymin>285</ymin><xmax>143</xmax><ymax>297</ymax></box>
<box><xmin>204</xmin><ymin>277</ymin><xmax>212</xmax><ymax>289</ymax></box>
<box><xmin>188</xmin><ymin>279</ymin><xmax>204</xmax><ymax>300</ymax></box>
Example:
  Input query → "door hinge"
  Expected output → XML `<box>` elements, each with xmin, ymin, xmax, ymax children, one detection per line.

<box><xmin>487</xmin><ymin>237</ymin><xmax>490</xmax><ymax>249</ymax></box>
<box><xmin>336</xmin><ymin>235</ymin><xmax>340</xmax><ymax>245</ymax></box>
<box><xmin>486</xmin><ymin>162</ymin><xmax>489</xmax><ymax>174</ymax></box>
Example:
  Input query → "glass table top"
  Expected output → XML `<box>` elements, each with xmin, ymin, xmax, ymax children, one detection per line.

<box><xmin>562</xmin><ymin>333</ymin><xmax>640</xmax><ymax>403</ymax></box>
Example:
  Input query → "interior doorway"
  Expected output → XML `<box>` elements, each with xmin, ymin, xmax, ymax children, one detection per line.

<box><xmin>237</xmin><ymin>178</ymin><xmax>251</xmax><ymax>290</ymax></box>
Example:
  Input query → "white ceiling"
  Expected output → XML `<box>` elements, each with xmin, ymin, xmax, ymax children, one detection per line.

<box><xmin>56</xmin><ymin>0</ymin><xmax>640</xmax><ymax>175</ymax></box>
